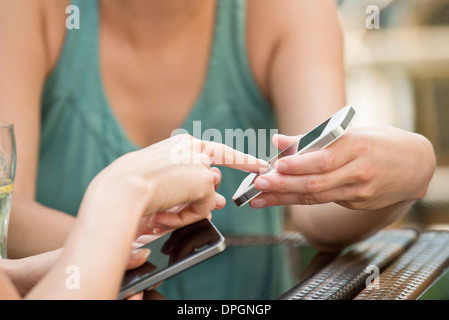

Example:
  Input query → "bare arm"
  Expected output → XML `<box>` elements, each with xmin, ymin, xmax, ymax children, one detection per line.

<box><xmin>24</xmin><ymin>137</ymin><xmax>267</xmax><ymax>299</ymax></box>
<box><xmin>0</xmin><ymin>0</ymin><xmax>75</xmax><ymax>258</ymax></box>
<box><xmin>9</xmin><ymin>194</ymin><xmax>75</xmax><ymax>257</ymax></box>
<box><xmin>0</xmin><ymin>268</ymin><xmax>20</xmax><ymax>300</ymax></box>
<box><xmin>0</xmin><ymin>137</ymin><xmax>267</xmax><ymax>299</ymax></box>
<box><xmin>256</xmin><ymin>0</ymin><xmax>435</xmax><ymax>251</ymax></box>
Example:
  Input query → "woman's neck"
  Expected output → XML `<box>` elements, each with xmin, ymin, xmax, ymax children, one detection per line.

<box><xmin>101</xmin><ymin>0</ymin><xmax>212</xmax><ymax>47</ymax></box>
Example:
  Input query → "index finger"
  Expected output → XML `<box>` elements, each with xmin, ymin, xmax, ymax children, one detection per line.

<box><xmin>273</xmin><ymin>135</ymin><xmax>357</xmax><ymax>175</ymax></box>
<box><xmin>201</xmin><ymin>140</ymin><xmax>270</xmax><ymax>173</ymax></box>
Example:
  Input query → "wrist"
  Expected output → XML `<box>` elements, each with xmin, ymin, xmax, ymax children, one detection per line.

<box><xmin>85</xmin><ymin>172</ymin><xmax>157</xmax><ymax>221</ymax></box>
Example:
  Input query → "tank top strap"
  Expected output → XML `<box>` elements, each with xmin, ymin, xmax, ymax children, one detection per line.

<box><xmin>41</xmin><ymin>0</ymin><xmax>136</xmax><ymax>156</ymax></box>
<box><xmin>42</xmin><ymin>0</ymin><xmax>99</xmax><ymax>107</ymax></box>
<box><xmin>214</xmin><ymin>0</ymin><xmax>260</xmax><ymax>95</ymax></box>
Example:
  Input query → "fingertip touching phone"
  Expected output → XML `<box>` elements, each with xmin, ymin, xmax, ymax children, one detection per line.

<box><xmin>118</xmin><ymin>219</ymin><xmax>226</xmax><ymax>300</ymax></box>
<box><xmin>232</xmin><ymin>105</ymin><xmax>356</xmax><ymax>207</ymax></box>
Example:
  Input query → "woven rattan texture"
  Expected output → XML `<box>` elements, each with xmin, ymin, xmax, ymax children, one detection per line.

<box><xmin>354</xmin><ymin>230</ymin><xmax>449</xmax><ymax>300</ymax></box>
<box><xmin>278</xmin><ymin>228</ymin><xmax>418</xmax><ymax>300</ymax></box>
<box><xmin>225</xmin><ymin>232</ymin><xmax>307</xmax><ymax>247</ymax></box>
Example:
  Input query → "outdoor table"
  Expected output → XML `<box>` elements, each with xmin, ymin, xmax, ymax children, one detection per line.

<box><xmin>151</xmin><ymin>220</ymin><xmax>449</xmax><ymax>300</ymax></box>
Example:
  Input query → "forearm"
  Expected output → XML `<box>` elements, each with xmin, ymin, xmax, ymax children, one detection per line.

<box><xmin>20</xmin><ymin>137</ymin><xmax>266</xmax><ymax>299</ymax></box>
<box><xmin>0</xmin><ymin>268</ymin><xmax>20</xmax><ymax>300</ymax></box>
<box><xmin>289</xmin><ymin>200</ymin><xmax>414</xmax><ymax>252</ymax></box>
<box><xmin>8</xmin><ymin>193</ymin><xmax>75</xmax><ymax>258</ymax></box>
<box><xmin>25</xmin><ymin>180</ymin><xmax>146</xmax><ymax>299</ymax></box>
<box><xmin>0</xmin><ymin>249</ymin><xmax>61</xmax><ymax>297</ymax></box>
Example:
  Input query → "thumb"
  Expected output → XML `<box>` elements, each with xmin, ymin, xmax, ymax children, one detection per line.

<box><xmin>126</xmin><ymin>247</ymin><xmax>151</xmax><ymax>270</ymax></box>
<box><xmin>272</xmin><ymin>134</ymin><xmax>303</xmax><ymax>151</ymax></box>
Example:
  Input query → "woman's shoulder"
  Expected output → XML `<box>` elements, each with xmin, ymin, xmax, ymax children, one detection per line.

<box><xmin>0</xmin><ymin>0</ymin><xmax>70</xmax><ymax>75</ymax></box>
<box><xmin>247</xmin><ymin>0</ymin><xmax>338</xmax><ymax>27</ymax></box>
<box><xmin>246</xmin><ymin>0</ymin><xmax>339</xmax><ymax>101</ymax></box>
<box><xmin>40</xmin><ymin>0</ymin><xmax>72</xmax><ymax>74</ymax></box>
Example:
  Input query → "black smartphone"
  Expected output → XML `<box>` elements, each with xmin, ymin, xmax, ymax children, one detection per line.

<box><xmin>118</xmin><ymin>219</ymin><xmax>226</xmax><ymax>299</ymax></box>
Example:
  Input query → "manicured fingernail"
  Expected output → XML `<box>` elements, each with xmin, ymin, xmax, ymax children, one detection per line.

<box><xmin>152</xmin><ymin>228</ymin><xmax>164</xmax><ymax>234</ymax></box>
<box><xmin>255</xmin><ymin>178</ymin><xmax>270</xmax><ymax>191</ymax></box>
<box><xmin>257</xmin><ymin>161</ymin><xmax>270</xmax><ymax>174</ymax></box>
<box><xmin>215</xmin><ymin>193</ymin><xmax>226</xmax><ymax>207</ymax></box>
<box><xmin>275</xmin><ymin>161</ymin><xmax>287</xmax><ymax>172</ymax></box>
<box><xmin>251</xmin><ymin>198</ymin><xmax>267</xmax><ymax>208</ymax></box>
<box><xmin>211</xmin><ymin>171</ymin><xmax>220</xmax><ymax>183</ymax></box>
<box><xmin>132</xmin><ymin>248</ymin><xmax>151</xmax><ymax>260</ymax></box>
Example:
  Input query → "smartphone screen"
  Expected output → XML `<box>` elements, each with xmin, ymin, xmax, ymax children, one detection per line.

<box><xmin>245</xmin><ymin>117</ymin><xmax>332</xmax><ymax>186</ymax></box>
<box><xmin>120</xmin><ymin>219</ymin><xmax>225</xmax><ymax>297</ymax></box>
<box><xmin>295</xmin><ymin>118</ymin><xmax>331</xmax><ymax>152</ymax></box>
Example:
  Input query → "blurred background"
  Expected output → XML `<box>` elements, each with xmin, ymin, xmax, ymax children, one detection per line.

<box><xmin>337</xmin><ymin>0</ymin><xmax>449</xmax><ymax>228</ymax></box>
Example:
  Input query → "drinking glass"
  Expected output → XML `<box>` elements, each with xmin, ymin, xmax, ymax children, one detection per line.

<box><xmin>0</xmin><ymin>123</ymin><xmax>16</xmax><ymax>259</ymax></box>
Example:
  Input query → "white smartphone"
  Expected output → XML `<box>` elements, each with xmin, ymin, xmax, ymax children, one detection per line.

<box><xmin>232</xmin><ymin>105</ymin><xmax>356</xmax><ymax>207</ymax></box>
<box><xmin>118</xmin><ymin>219</ymin><xmax>226</xmax><ymax>300</ymax></box>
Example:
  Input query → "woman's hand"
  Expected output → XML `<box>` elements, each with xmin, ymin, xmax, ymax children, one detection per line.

<box><xmin>89</xmin><ymin>134</ymin><xmax>269</xmax><ymax>231</ymax></box>
<box><xmin>22</xmin><ymin>135</ymin><xmax>268</xmax><ymax>299</ymax></box>
<box><xmin>135</xmin><ymin>167</ymin><xmax>225</xmax><ymax>237</ymax></box>
<box><xmin>250</xmin><ymin>126</ymin><xmax>436</xmax><ymax>211</ymax></box>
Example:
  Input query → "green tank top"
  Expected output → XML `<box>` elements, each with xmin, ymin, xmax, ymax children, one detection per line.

<box><xmin>39</xmin><ymin>0</ymin><xmax>282</xmax><ymax>236</ymax></box>
<box><xmin>38</xmin><ymin>0</ymin><xmax>296</xmax><ymax>299</ymax></box>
